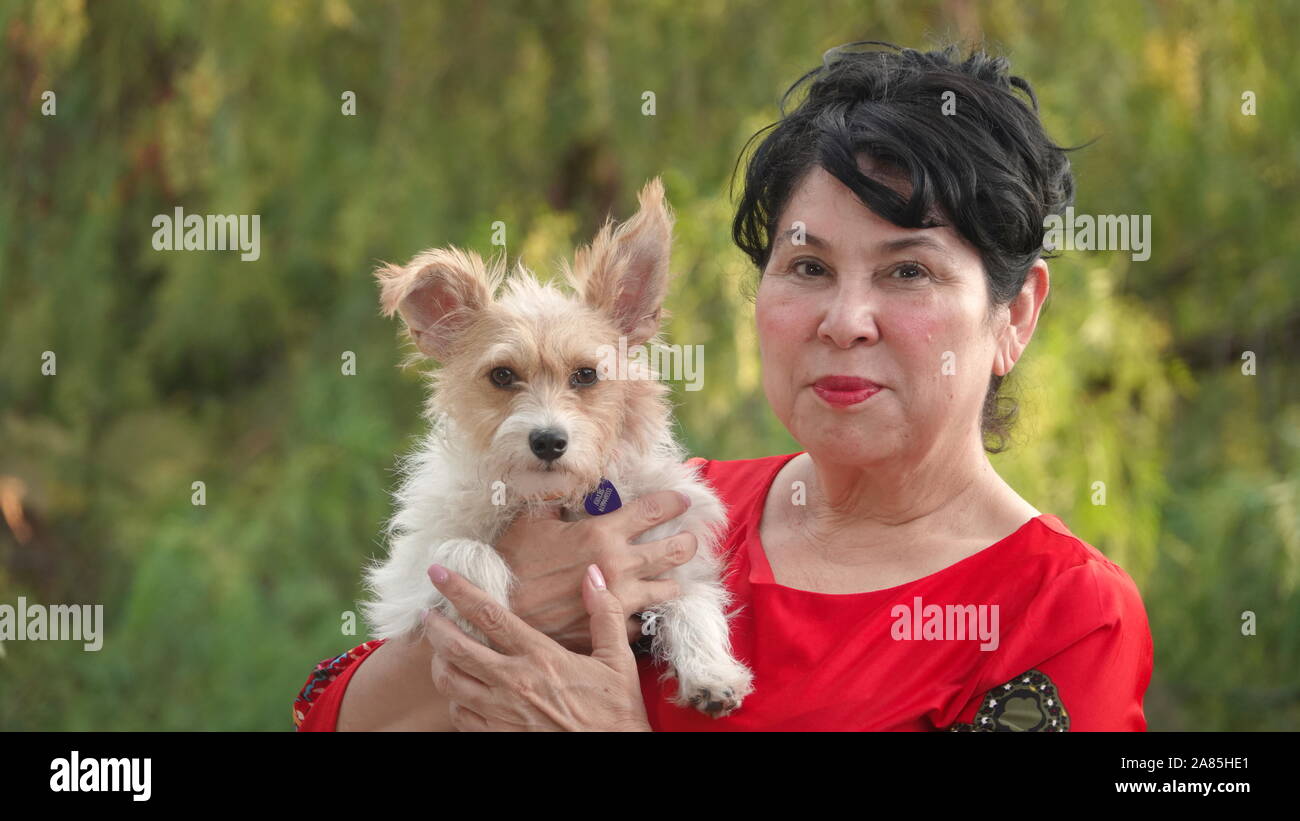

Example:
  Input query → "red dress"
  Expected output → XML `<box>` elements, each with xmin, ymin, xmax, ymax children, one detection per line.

<box><xmin>295</xmin><ymin>452</ymin><xmax>1153</xmax><ymax>731</ymax></box>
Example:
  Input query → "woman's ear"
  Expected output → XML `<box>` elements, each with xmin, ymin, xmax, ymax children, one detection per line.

<box><xmin>992</xmin><ymin>260</ymin><xmax>1050</xmax><ymax>377</ymax></box>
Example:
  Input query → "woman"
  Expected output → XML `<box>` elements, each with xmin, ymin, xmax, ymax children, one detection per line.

<box><xmin>295</xmin><ymin>41</ymin><xmax>1153</xmax><ymax>732</ymax></box>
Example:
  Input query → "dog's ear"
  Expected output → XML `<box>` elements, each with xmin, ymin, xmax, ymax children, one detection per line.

<box><xmin>375</xmin><ymin>247</ymin><xmax>495</xmax><ymax>361</ymax></box>
<box><xmin>566</xmin><ymin>177</ymin><xmax>675</xmax><ymax>347</ymax></box>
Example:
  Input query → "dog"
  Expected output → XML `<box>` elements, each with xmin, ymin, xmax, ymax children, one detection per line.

<box><xmin>360</xmin><ymin>178</ymin><xmax>754</xmax><ymax>717</ymax></box>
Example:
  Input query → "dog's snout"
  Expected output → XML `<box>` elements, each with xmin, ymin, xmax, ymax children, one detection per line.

<box><xmin>529</xmin><ymin>428</ymin><xmax>568</xmax><ymax>462</ymax></box>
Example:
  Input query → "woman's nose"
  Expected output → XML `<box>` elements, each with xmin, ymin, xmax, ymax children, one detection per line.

<box><xmin>817</xmin><ymin>285</ymin><xmax>881</xmax><ymax>348</ymax></box>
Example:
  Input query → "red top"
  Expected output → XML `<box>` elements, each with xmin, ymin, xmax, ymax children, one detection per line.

<box><xmin>295</xmin><ymin>451</ymin><xmax>1153</xmax><ymax>731</ymax></box>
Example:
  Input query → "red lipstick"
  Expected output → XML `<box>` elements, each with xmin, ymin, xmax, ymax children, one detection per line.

<box><xmin>812</xmin><ymin>375</ymin><xmax>882</xmax><ymax>407</ymax></box>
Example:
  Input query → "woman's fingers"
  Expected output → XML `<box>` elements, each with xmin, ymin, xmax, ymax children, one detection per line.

<box><xmin>425</xmin><ymin>565</ymin><xmax>540</xmax><ymax>658</ymax></box>
<box><xmin>427</xmin><ymin>637</ymin><xmax>493</xmax><ymax>702</ymax></box>
<box><xmin>630</xmin><ymin>578</ymin><xmax>681</xmax><ymax>612</ymax></box>
<box><xmin>608</xmin><ymin>490</ymin><xmax>692</xmax><ymax>540</ymax></box>
<box><xmin>634</xmin><ymin>531</ymin><xmax>698</xmax><ymax>579</ymax></box>
<box><xmin>448</xmin><ymin>701</ymin><xmax>490</xmax><ymax>731</ymax></box>
<box><xmin>425</xmin><ymin>619</ymin><xmax>532</xmax><ymax>728</ymax></box>
<box><xmin>422</xmin><ymin>607</ymin><xmax>507</xmax><ymax>685</ymax></box>
<box><xmin>583</xmin><ymin>565</ymin><xmax>636</xmax><ymax>668</ymax></box>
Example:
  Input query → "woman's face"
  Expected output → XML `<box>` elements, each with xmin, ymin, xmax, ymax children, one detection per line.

<box><xmin>756</xmin><ymin>163</ymin><xmax>1011</xmax><ymax>468</ymax></box>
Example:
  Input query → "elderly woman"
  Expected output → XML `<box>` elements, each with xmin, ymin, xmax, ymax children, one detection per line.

<box><xmin>295</xmin><ymin>42</ymin><xmax>1152</xmax><ymax>732</ymax></box>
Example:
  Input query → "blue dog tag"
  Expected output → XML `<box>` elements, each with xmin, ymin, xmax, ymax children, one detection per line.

<box><xmin>584</xmin><ymin>477</ymin><xmax>623</xmax><ymax>516</ymax></box>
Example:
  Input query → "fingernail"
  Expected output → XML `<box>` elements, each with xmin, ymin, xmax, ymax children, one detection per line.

<box><xmin>428</xmin><ymin>564</ymin><xmax>449</xmax><ymax>584</ymax></box>
<box><xmin>587</xmin><ymin>563</ymin><xmax>607</xmax><ymax>590</ymax></box>
<box><xmin>677</xmin><ymin>491</ymin><xmax>692</xmax><ymax>508</ymax></box>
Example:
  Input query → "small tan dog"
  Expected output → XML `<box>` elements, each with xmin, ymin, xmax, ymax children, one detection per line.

<box><xmin>360</xmin><ymin>178</ymin><xmax>754</xmax><ymax>717</ymax></box>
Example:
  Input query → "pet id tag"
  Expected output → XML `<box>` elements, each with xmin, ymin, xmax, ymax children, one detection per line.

<box><xmin>583</xmin><ymin>477</ymin><xmax>623</xmax><ymax>516</ymax></box>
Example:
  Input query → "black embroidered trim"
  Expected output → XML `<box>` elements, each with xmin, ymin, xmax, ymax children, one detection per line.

<box><xmin>948</xmin><ymin>669</ymin><xmax>1070</xmax><ymax>732</ymax></box>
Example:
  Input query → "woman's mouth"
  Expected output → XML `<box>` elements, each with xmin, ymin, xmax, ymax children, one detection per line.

<box><xmin>811</xmin><ymin>375</ymin><xmax>882</xmax><ymax>407</ymax></box>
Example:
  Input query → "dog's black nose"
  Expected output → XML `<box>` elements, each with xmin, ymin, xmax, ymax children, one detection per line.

<box><xmin>529</xmin><ymin>428</ymin><xmax>568</xmax><ymax>462</ymax></box>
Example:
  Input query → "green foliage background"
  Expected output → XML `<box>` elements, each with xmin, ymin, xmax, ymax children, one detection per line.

<box><xmin>1</xmin><ymin>0</ymin><xmax>1296</xmax><ymax>730</ymax></box>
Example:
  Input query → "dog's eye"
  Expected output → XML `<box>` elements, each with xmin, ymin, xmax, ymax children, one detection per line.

<box><xmin>571</xmin><ymin>367</ymin><xmax>598</xmax><ymax>387</ymax></box>
<box><xmin>489</xmin><ymin>367</ymin><xmax>516</xmax><ymax>387</ymax></box>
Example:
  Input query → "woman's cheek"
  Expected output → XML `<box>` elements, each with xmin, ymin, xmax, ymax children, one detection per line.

<box><xmin>755</xmin><ymin>289</ymin><xmax>805</xmax><ymax>418</ymax></box>
<box><xmin>883</xmin><ymin>300</ymin><xmax>943</xmax><ymax>346</ymax></box>
<box><xmin>757</xmin><ymin>284</ymin><xmax>812</xmax><ymax>343</ymax></box>
<box><xmin>879</xmin><ymin>307</ymin><xmax>962</xmax><ymax>409</ymax></box>
<box><xmin>878</xmin><ymin>305</ymin><xmax>932</xmax><ymax>360</ymax></box>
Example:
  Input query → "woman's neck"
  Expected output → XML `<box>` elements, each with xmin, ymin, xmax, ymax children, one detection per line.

<box><xmin>777</xmin><ymin>440</ymin><xmax>1034</xmax><ymax>564</ymax></box>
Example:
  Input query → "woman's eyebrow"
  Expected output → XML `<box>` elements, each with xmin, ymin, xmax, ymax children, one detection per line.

<box><xmin>875</xmin><ymin>235</ymin><xmax>955</xmax><ymax>261</ymax></box>
<box><xmin>774</xmin><ymin>228</ymin><xmax>954</xmax><ymax>261</ymax></box>
<box><xmin>775</xmin><ymin>227</ymin><xmax>832</xmax><ymax>250</ymax></box>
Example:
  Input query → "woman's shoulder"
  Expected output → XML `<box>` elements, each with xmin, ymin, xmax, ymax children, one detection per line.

<box><xmin>1017</xmin><ymin>514</ymin><xmax>1145</xmax><ymax>606</ymax></box>
<box><xmin>686</xmin><ymin>451</ymin><xmax>800</xmax><ymax>473</ymax></box>
<box><xmin>958</xmin><ymin>513</ymin><xmax>1153</xmax><ymax>730</ymax></box>
<box><xmin>995</xmin><ymin>514</ymin><xmax>1151</xmax><ymax>650</ymax></box>
<box><xmin>683</xmin><ymin>452</ymin><xmax>801</xmax><ymax>530</ymax></box>
<box><xmin>294</xmin><ymin>639</ymin><xmax>388</xmax><ymax>731</ymax></box>
<box><xmin>686</xmin><ymin>452</ymin><xmax>801</xmax><ymax>495</ymax></box>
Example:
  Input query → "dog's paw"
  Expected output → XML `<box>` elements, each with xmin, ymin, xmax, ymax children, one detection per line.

<box><xmin>671</xmin><ymin>663</ymin><xmax>754</xmax><ymax>718</ymax></box>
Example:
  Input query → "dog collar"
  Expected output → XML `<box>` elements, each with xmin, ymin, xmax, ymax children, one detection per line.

<box><xmin>534</xmin><ymin>477</ymin><xmax>622</xmax><ymax>513</ymax></box>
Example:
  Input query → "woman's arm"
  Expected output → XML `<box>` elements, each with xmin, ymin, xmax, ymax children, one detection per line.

<box><xmin>327</xmin><ymin>490</ymin><xmax>695</xmax><ymax>731</ymax></box>
<box><xmin>336</xmin><ymin>633</ymin><xmax>455</xmax><ymax>731</ymax></box>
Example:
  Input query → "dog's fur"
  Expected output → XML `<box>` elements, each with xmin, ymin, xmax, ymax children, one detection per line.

<box><xmin>360</xmin><ymin>178</ymin><xmax>754</xmax><ymax>716</ymax></box>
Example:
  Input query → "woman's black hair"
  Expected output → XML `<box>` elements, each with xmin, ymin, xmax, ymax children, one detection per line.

<box><xmin>731</xmin><ymin>40</ymin><xmax>1082</xmax><ymax>453</ymax></box>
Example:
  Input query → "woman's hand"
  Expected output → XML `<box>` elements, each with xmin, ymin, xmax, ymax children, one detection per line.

<box><xmin>494</xmin><ymin>490</ymin><xmax>699</xmax><ymax>653</ymax></box>
<box><xmin>422</xmin><ymin>562</ymin><xmax>652</xmax><ymax>732</ymax></box>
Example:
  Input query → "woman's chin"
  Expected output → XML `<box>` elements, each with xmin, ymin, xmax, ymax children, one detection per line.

<box><xmin>793</xmin><ymin>419</ymin><xmax>899</xmax><ymax>464</ymax></box>
<box><xmin>810</xmin><ymin>443</ymin><xmax>893</xmax><ymax>469</ymax></box>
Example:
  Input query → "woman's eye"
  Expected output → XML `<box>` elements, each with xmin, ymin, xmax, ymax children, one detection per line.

<box><xmin>490</xmin><ymin>367</ymin><xmax>516</xmax><ymax>387</ymax></box>
<box><xmin>891</xmin><ymin>263</ymin><xmax>930</xmax><ymax>281</ymax></box>
<box><xmin>571</xmin><ymin>367</ymin><xmax>598</xmax><ymax>387</ymax></box>
<box><xmin>791</xmin><ymin>259</ymin><xmax>828</xmax><ymax>278</ymax></box>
